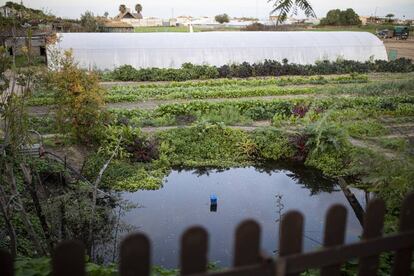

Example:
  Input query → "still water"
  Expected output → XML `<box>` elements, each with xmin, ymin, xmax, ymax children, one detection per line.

<box><xmin>119</xmin><ymin>164</ymin><xmax>365</xmax><ymax>268</ymax></box>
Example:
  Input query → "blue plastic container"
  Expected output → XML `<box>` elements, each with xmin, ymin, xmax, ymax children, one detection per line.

<box><xmin>210</xmin><ymin>195</ymin><xmax>218</xmax><ymax>205</ymax></box>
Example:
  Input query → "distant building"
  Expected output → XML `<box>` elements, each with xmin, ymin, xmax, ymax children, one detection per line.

<box><xmin>359</xmin><ymin>16</ymin><xmax>412</xmax><ymax>25</ymax></box>
<box><xmin>0</xmin><ymin>5</ymin><xmax>14</xmax><ymax>17</ymax></box>
<box><xmin>269</xmin><ymin>15</ymin><xmax>281</xmax><ymax>22</ymax></box>
<box><xmin>176</xmin><ymin>16</ymin><xmax>193</xmax><ymax>26</ymax></box>
<box><xmin>0</xmin><ymin>28</ymin><xmax>50</xmax><ymax>59</ymax></box>
<box><xmin>394</xmin><ymin>18</ymin><xmax>411</xmax><ymax>25</ymax></box>
<box><xmin>115</xmin><ymin>8</ymin><xmax>143</xmax><ymax>20</ymax></box>
<box><xmin>304</xmin><ymin>18</ymin><xmax>320</xmax><ymax>25</ymax></box>
<box><xmin>268</xmin><ymin>16</ymin><xmax>305</xmax><ymax>25</ymax></box>
<box><xmin>99</xmin><ymin>21</ymin><xmax>134</xmax><ymax>32</ymax></box>
<box><xmin>113</xmin><ymin>6</ymin><xmax>174</xmax><ymax>27</ymax></box>
<box><xmin>359</xmin><ymin>16</ymin><xmax>369</xmax><ymax>25</ymax></box>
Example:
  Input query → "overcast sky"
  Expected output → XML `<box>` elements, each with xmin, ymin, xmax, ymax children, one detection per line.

<box><xmin>1</xmin><ymin>0</ymin><xmax>413</xmax><ymax>20</ymax></box>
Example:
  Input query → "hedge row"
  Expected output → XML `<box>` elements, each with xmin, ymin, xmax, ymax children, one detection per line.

<box><xmin>101</xmin><ymin>58</ymin><xmax>414</xmax><ymax>82</ymax></box>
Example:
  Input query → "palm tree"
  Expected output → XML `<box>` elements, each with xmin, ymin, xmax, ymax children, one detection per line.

<box><xmin>135</xmin><ymin>3</ymin><xmax>143</xmax><ymax>14</ymax></box>
<box><xmin>268</xmin><ymin>0</ymin><xmax>315</xmax><ymax>25</ymax></box>
<box><xmin>119</xmin><ymin>4</ymin><xmax>127</xmax><ymax>14</ymax></box>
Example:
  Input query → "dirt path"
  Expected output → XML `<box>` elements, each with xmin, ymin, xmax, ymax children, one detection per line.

<box><xmin>384</xmin><ymin>38</ymin><xmax>414</xmax><ymax>60</ymax></box>
<box><xmin>349</xmin><ymin>138</ymin><xmax>398</xmax><ymax>159</ymax></box>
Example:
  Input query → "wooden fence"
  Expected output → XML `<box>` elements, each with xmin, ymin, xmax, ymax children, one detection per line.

<box><xmin>1</xmin><ymin>192</ymin><xmax>414</xmax><ymax>276</ymax></box>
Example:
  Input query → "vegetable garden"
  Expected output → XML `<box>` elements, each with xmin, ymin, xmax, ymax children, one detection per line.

<box><xmin>2</xmin><ymin>54</ymin><xmax>414</xmax><ymax>275</ymax></box>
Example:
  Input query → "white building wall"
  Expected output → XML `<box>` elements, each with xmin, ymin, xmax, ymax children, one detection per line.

<box><xmin>121</xmin><ymin>18</ymin><xmax>163</xmax><ymax>27</ymax></box>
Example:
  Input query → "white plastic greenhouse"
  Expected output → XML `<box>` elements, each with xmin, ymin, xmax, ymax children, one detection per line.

<box><xmin>50</xmin><ymin>32</ymin><xmax>388</xmax><ymax>70</ymax></box>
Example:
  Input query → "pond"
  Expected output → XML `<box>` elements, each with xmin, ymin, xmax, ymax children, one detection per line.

<box><xmin>118</xmin><ymin>164</ymin><xmax>366</xmax><ymax>268</ymax></box>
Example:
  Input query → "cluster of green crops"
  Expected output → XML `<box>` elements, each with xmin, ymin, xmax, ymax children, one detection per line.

<box><xmin>105</xmin><ymin>74</ymin><xmax>368</xmax><ymax>103</ymax></box>
<box><xmin>28</xmin><ymin>74</ymin><xmax>369</xmax><ymax>106</ymax></box>
<box><xmin>101</xmin><ymin>58</ymin><xmax>413</xmax><ymax>82</ymax></box>
<box><xmin>153</xmin><ymin>96</ymin><xmax>414</xmax><ymax>117</ymax></box>
<box><xmin>107</xmin><ymin>95</ymin><xmax>414</xmax><ymax>126</ymax></box>
<box><xmin>111</xmin><ymin>74</ymin><xmax>368</xmax><ymax>89</ymax></box>
<box><xmin>106</xmin><ymin>85</ymin><xmax>315</xmax><ymax>103</ymax></box>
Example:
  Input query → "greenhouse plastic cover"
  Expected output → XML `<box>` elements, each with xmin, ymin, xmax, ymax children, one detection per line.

<box><xmin>51</xmin><ymin>32</ymin><xmax>388</xmax><ymax>70</ymax></box>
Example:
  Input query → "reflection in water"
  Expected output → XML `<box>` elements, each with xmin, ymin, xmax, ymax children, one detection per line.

<box><xmin>119</xmin><ymin>164</ymin><xmax>365</xmax><ymax>268</ymax></box>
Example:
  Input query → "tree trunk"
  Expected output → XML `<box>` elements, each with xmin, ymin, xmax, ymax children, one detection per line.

<box><xmin>87</xmin><ymin>143</ymin><xmax>120</xmax><ymax>256</ymax></box>
<box><xmin>60</xmin><ymin>201</ymin><xmax>66</xmax><ymax>241</ymax></box>
<box><xmin>0</xmin><ymin>184</ymin><xmax>17</xmax><ymax>258</ymax></box>
<box><xmin>6</xmin><ymin>164</ymin><xmax>47</xmax><ymax>255</ymax></box>
<box><xmin>21</xmin><ymin>164</ymin><xmax>53</xmax><ymax>251</ymax></box>
<box><xmin>11</xmin><ymin>25</ymin><xmax>16</xmax><ymax>67</ymax></box>
<box><xmin>338</xmin><ymin>177</ymin><xmax>365</xmax><ymax>226</ymax></box>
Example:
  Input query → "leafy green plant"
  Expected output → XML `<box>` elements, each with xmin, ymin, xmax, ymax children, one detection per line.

<box><xmin>343</xmin><ymin>120</ymin><xmax>388</xmax><ymax>138</ymax></box>
<box><xmin>304</xmin><ymin>115</ymin><xmax>351</xmax><ymax>176</ymax></box>
<box><xmin>102</xmin><ymin>59</ymin><xmax>412</xmax><ymax>82</ymax></box>
<box><xmin>378</xmin><ymin>138</ymin><xmax>408</xmax><ymax>152</ymax></box>
<box><xmin>253</xmin><ymin>128</ymin><xmax>294</xmax><ymax>160</ymax></box>
<box><xmin>198</xmin><ymin>106</ymin><xmax>253</xmax><ymax>126</ymax></box>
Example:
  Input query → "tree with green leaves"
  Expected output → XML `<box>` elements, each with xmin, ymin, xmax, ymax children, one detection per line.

<box><xmin>0</xmin><ymin>45</ymin><xmax>49</xmax><ymax>258</ymax></box>
<box><xmin>268</xmin><ymin>0</ymin><xmax>315</xmax><ymax>25</ymax></box>
<box><xmin>385</xmin><ymin>13</ymin><xmax>395</xmax><ymax>23</ymax></box>
<box><xmin>215</xmin><ymin>13</ymin><xmax>230</xmax><ymax>24</ymax></box>
<box><xmin>320</xmin><ymin>8</ymin><xmax>361</xmax><ymax>26</ymax></box>
<box><xmin>80</xmin><ymin>11</ymin><xmax>98</xmax><ymax>32</ymax></box>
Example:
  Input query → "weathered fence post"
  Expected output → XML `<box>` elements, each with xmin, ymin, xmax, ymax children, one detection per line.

<box><xmin>358</xmin><ymin>198</ymin><xmax>385</xmax><ymax>276</ymax></box>
<box><xmin>320</xmin><ymin>204</ymin><xmax>347</xmax><ymax>276</ymax></box>
<box><xmin>120</xmin><ymin>233</ymin><xmax>151</xmax><ymax>276</ymax></box>
<box><xmin>392</xmin><ymin>192</ymin><xmax>414</xmax><ymax>276</ymax></box>
<box><xmin>277</xmin><ymin>211</ymin><xmax>304</xmax><ymax>276</ymax></box>
<box><xmin>233</xmin><ymin>220</ymin><xmax>261</xmax><ymax>267</ymax></box>
<box><xmin>52</xmin><ymin>240</ymin><xmax>85</xmax><ymax>276</ymax></box>
<box><xmin>181</xmin><ymin>226</ymin><xmax>208</xmax><ymax>275</ymax></box>
<box><xmin>0</xmin><ymin>250</ymin><xmax>13</xmax><ymax>276</ymax></box>
<box><xmin>1</xmin><ymin>193</ymin><xmax>413</xmax><ymax>276</ymax></box>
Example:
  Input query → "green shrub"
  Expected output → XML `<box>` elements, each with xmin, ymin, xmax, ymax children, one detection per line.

<box><xmin>157</xmin><ymin>123</ymin><xmax>250</xmax><ymax>166</ymax></box>
<box><xmin>378</xmin><ymin>138</ymin><xmax>408</xmax><ymax>152</ymax></box>
<box><xmin>344</xmin><ymin>120</ymin><xmax>388</xmax><ymax>138</ymax></box>
<box><xmin>304</xmin><ymin>121</ymin><xmax>351</xmax><ymax>176</ymax></box>
<box><xmin>395</xmin><ymin>103</ymin><xmax>414</xmax><ymax>116</ymax></box>
<box><xmin>198</xmin><ymin>106</ymin><xmax>253</xmax><ymax>125</ymax></box>
<box><xmin>103</xmin><ymin>59</ymin><xmax>413</xmax><ymax>82</ymax></box>
<box><xmin>253</xmin><ymin>128</ymin><xmax>294</xmax><ymax>160</ymax></box>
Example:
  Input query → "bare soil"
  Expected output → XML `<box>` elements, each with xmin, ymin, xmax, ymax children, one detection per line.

<box><xmin>384</xmin><ymin>38</ymin><xmax>414</xmax><ymax>60</ymax></box>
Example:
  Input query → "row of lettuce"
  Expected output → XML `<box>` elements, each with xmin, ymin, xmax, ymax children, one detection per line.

<box><xmin>29</xmin><ymin>73</ymin><xmax>413</xmax><ymax>107</ymax></box>
<box><xmin>28</xmin><ymin>74</ymin><xmax>369</xmax><ymax>106</ymax></box>
<box><xmin>100</xmin><ymin>58</ymin><xmax>414</xmax><ymax>82</ymax></box>
<box><xmin>31</xmin><ymin>91</ymin><xmax>414</xmax><ymax>135</ymax></box>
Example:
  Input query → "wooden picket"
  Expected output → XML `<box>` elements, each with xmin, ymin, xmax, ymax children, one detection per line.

<box><xmin>1</xmin><ymin>192</ymin><xmax>414</xmax><ymax>276</ymax></box>
<box><xmin>320</xmin><ymin>204</ymin><xmax>347</xmax><ymax>276</ymax></box>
